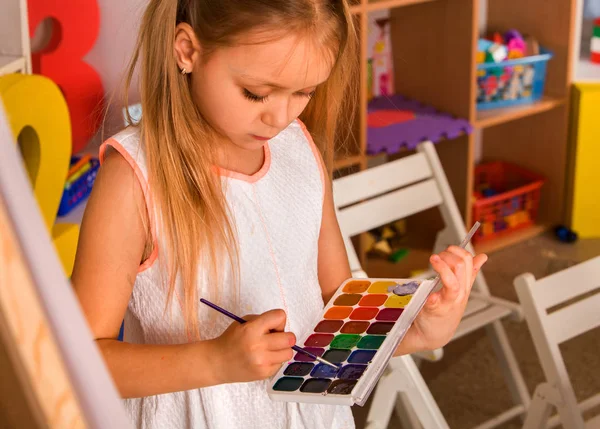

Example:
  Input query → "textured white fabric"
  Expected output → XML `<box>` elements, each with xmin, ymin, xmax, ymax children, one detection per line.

<box><xmin>102</xmin><ymin>121</ymin><xmax>356</xmax><ymax>429</ymax></box>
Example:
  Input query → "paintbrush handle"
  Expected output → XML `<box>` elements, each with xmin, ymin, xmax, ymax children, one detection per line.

<box><xmin>200</xmin><ymin>298</ymin><xmax>247</xmax><ymax>324</ymax></box>
<box><xmin>291</xmin><ymin>345</ymin><xmax>317</xmax><ymax>359</ymax></box>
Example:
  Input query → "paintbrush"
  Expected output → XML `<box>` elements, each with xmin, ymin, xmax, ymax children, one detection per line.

<box><xmin>199</xmin><ymin>298</ymin><xmax>340</xmax><ymax>369</ymax></box>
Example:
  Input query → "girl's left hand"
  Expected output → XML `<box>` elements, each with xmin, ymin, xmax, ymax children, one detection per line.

<box><xmin>394</xmin><ymin>246</ymin><xmax>488</xmax><ymax>356</ymax></box>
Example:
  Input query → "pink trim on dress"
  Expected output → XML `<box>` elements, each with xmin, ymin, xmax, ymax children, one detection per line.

<box><xmin>99</xmin><ymin>138</ymin><xmax>158</xmax><ymax>273</ymax></box>
<box><xmin>215</xmin><ymin>144</ymin><xmax>271</xmax><ymax>183</ymax></box>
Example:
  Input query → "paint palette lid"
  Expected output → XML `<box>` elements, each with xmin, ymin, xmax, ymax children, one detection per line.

<box><xmin>266</xmin><ymin>276</ymin><xmax>438</xmax><ymax>406</ymax></box>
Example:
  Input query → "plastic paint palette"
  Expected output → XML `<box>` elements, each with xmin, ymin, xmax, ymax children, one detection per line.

<box><xmin>267</xmin><ymin>277</ymin><xmax>436</xmax><ymax>406</ymax></box>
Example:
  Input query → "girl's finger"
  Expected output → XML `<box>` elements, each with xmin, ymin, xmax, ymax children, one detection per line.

<box><xmin>430</xmin><ymin>254</ymin><xmax>460</xmax><ymax>302</ymax></box>
<box><xmin>473</xmin><ymin>253</ymin><xmax>488</xmax><ymax>273</ymax></box>
<box><xmin>424</xmin><ymin>290</ymin><xmax>441</xmax><ymax>310</ymax></box>
<box><xmin>447</xmin><ymin>246</ymin><xmax>474</xmax><ymax>275</ymax></box>
<box><xmin>446</xmin><ymin>246</ymin><xmax>473</xmax><ymax>292</ymax></box>
<box><xmin>269</xmin><ymin>348</ymin><xmax>295</xmax><ymax>365</ymax></box>
<box><xmin>266</xmin><ymin>332</ymin><xmax>296</xmax><ymax>351</ymax></box>
<box><xmin>438</xmin><ymin>251</ymin><xmax>467</xmax><ymax>296</ymax></box>
<box><xmin>438</xmin><ymin>250</ymin><xmax>462</xmax><ymax>270</ymax></box>
<box><xmin>470</xmin><ymin>254</ymin><xmax>489</xmax><ymax>292</ymax></box>
<box><xmin>446</xmin><ymin>245</ymin><xmax>472</xmax><ymax>259</ymax></box>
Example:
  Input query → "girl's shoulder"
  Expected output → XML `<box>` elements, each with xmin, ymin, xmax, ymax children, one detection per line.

<box><xmin>100</xmin><ymin>126</ymin><xmax>144</xmax><ymax>162</ymax></box>
<box><xmin>99</xmin><ymin>126</ymin><xmax>149</xmax><ymax>182</ymax></box>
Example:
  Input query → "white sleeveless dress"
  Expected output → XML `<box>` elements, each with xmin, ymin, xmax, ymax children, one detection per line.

<box><xmin>99</xmin><ymin>120</ymin><xmax>356</xmax><ymax>429</ymax></box>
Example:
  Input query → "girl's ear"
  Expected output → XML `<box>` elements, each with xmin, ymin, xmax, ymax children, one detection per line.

<box><xmin>174</xmin><ymin>23</ymin><xmax>201</xmax><ymax>74</ymax></box>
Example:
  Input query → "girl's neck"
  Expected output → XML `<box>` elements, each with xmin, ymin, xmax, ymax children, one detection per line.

<box><xmin>217</xmin><ymin>142</ymin><xmax>266</xmax><ymax>177</ymax></box>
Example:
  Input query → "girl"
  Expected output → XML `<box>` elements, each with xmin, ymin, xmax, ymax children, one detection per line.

<box><xmin>72</xmin><ymin>0</ymin><xmax>487</xmax><ymax>428</ymax></box>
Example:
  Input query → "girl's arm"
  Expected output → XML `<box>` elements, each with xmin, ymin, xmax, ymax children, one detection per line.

<box><xmin>71</xmin><ymin>151</ymin><xmax>220</xmax><ymax>398</ymax></box>
<box><xmin>317</xmin><ymin>169</ymin><xmax>352</xmax><ymax>305</ymax></box>
<box><xmin>71</xmin><ymin>151</ymin><xmax>293</xmax><ymax>398</ymax></box>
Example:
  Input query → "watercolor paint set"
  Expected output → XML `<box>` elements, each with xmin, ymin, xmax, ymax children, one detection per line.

<box><xmin>266</xmin><ymin>276</ymin><xmax>438</xmax><ymax>406</ymax></box>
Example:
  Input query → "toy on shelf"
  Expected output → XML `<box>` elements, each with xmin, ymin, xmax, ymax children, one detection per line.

<box><xmin>472</xmin><ymin>161</ymin><xmax>545</xmax><ymax>244</ymax></box>
<box><xmin>364</xmin><ymin>220</ymin><xmax>409</xmax><ymax>264</ymax></box>
<box><xmin>57</xmin><ymin>154</ymin><xmax>99</xmax><ymax>216</ymax></box>
<box><xmin>366</xmin><ymin>94</ymin><xmax>472</xmax><ymax>155</ymax></box>
<box><xmin>591</xmin><ymin>18</ymin><xmax>600</xmax><ymax>64</ymax></box>
<box><xmin>476</xmin><ymin>29</ymin><xmax>552</xmax><ymax>110</ymax></box>
<box><xmin>367</xmin><ymin>10</ymin><xmax>394</xmax><ymax>100</ymax></box>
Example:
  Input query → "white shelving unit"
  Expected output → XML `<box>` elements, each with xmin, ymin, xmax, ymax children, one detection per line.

<box><xmin>0</xmin><ymin>0</ymin><xmax>32</xmax><ymax>76</ymax></box>
<box><xmin>572</xmin><ymin>0</ymin><xmax>600</xmax><ymax>83</ymax></box>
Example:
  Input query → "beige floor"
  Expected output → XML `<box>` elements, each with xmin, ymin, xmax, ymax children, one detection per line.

<box><xmin>353</xmin><ymin>233</ymin><xmax>600</xmax><ymax>429</ymax></box>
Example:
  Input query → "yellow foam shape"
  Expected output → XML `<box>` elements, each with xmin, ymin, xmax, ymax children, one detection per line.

<box><xmin>0</xmin><ymin>74</ymin><xmax>78</xmax><ymax>274</ymax></box>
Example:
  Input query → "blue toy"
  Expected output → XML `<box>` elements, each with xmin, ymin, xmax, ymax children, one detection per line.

<box><xmin>554</xmin><ymin>225</ymin><xmax>578</xmax><ymax>243</ymax></box>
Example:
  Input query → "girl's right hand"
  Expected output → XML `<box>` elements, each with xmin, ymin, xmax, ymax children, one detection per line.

<box><xmin>210</xmin><ymin>309</ymin><xmax>296</xmax><ymax>384</ymax></box>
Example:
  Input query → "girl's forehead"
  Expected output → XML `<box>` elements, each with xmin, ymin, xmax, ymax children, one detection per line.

<box><xmin>223</xmin><ymin>34</ymin><xmax>334</xmax><ymax>89</ymax></box>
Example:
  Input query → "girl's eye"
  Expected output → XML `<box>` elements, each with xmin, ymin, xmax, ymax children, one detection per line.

<box><xmin>243</xmin><ymin>88</ymin><xmax>268</xmax><ymax>103</ymax></box>
<box><xmin>303</xmin><ymin>91</ymin><xmax>316</xmax><ymax>99</ymax></box>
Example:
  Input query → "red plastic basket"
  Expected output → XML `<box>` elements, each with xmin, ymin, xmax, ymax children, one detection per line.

<box><xmin>472</xmin><ymin>161</ymin><xmax>545</xmax><ymax>244</ymax></box>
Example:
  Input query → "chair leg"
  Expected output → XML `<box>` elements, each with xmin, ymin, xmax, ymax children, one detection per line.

<box><xmin>365</xmin><ymin>367</ymin><xmax>402</xmax><ymax>429</ymax></box>
<box><xmin>395</xmin><ymin>392</ymin><xmax>424</xmax><ymax>429</ymax></box>
<box><xmin>522</xmin><ymin>383</ymin><xmax>554</xmax><ymax>429</ymax></box>
<box><xmin>366</xmin><ymin>356</ymin><xmax>449</xmax><ymax>429</ymax></box>
<box><xmin>485</xmin><ymin>321</ymin><xmax>531</xmax><ymax>414</ymax></box>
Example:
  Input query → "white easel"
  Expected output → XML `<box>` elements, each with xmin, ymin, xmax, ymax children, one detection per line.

<box><xmin>0</xmin><ymin>101</ymin><xmax>131</xmax><ymax>427</ymax></box>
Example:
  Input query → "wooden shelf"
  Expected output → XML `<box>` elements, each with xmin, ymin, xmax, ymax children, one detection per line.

<box><xmin>0</xmin><ymin>55</ymin><xmax>25</xmax><ymax>75</ymax></box>
<box><xmin>350</xmin><ymin>0</ymin><xmax>437</xmax><ymax>13</ymax></box>
<box><xmin>333</xmin><ymin>154</ymin><xmax>364</xmax><ymax>170</ymax></box>
<box><xmin>337</xmin><ymin>0</ymin><xmax>575</xmax><ymax>262</ymax></box>
<box><xmin>474</xmin><ymin>224</ymin><xmax>548</xmax><ymax>255</ymax></box>
<box><xmin>474</xmin><ymin>96</ymin><xmax>565</xmax><ymax>129</ymax></box>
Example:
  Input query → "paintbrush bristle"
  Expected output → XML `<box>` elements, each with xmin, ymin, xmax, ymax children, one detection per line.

<box><xmin>316</xmin><ymin>356</ymin><xmax>340</xmax><ymax>369</ymax></box>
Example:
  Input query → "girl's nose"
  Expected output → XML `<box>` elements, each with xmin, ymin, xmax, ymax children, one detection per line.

<box><xmin>261</xmin><ymin>98</ymin><xmax>291</xmax><ymax>130</ymax></box>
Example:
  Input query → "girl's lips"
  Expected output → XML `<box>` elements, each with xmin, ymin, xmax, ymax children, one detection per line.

<box><xmin>250</xmin><ymin>134</ymin><xmax>271</xmax><ymax>141</ymax></box>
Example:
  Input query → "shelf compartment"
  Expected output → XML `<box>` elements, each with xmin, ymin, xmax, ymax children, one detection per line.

<box><xmin>481</xmin><ymin>105</ymin><xmax>569</xmax><ymax>230</ymax></box>
<box><xmin>475</xmin><ymin>95</ymin><xmax>565</xmax><ymax>128</ymax></box>
<box><xmin>366</xmin><ymin>94</ymin><xmax>472</xmax><ymax>155</ymax></box>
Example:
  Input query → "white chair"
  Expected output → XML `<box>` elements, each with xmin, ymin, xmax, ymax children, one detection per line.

<box><xmin>333</xmin><ymin>141</ymin><xmax>529</xmax><ymax>429</ymax></box>
<box><xmin>515</xmin><ymin>256</ymin><xmax>600</xmax><ymax>429</ymax></box>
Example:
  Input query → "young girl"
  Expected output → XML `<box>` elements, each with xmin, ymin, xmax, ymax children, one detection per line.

<box><xmin>72</xmin><ymin>0</ymin><xmax>487</xmax><ymax>428</ymax></box>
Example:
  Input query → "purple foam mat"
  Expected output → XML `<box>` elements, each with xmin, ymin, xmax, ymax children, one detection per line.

<box><xmin>367</xmin><ymin>95</ymin><xmax>473</xmax><ymax>155</ymax></box>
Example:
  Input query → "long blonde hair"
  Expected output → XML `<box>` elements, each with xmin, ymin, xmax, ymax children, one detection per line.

<box><xmin>124</xmin><ymin>0</ymin><xmax>358</xmax><ymax>338</ymax></box>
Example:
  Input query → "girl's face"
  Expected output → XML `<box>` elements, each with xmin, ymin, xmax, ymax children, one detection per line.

<box><xmin>180</xmin><ymin>30</ymin><xmax>333</xmax><ymax>152</ymax></box>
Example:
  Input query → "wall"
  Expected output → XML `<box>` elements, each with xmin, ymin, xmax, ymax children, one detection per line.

<box><xmin>86</xmin><ymin>0</ymin><xmax>146</xmax><ymax>148</ymax></box>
